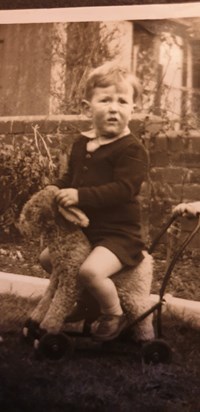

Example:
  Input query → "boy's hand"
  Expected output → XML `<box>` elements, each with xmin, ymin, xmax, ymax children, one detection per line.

<box><xmin>172</xmin><ymin>202</ymin><xmax>200</xmax><ymax>217</ymax></box>
<box><xmin>56</xmin><ymin>188</ymin><xmax>79</xmax><ymax>207</ymax></box>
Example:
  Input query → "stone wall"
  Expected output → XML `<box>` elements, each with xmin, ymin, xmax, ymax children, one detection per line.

<box><xmin>146</xmin><ymin>129</ymin><xmax>200</xmax><ymax>250</ymax></box>
<box><xmin>0</xmin><ymin>114</ymin><xmax>200</xmax><ymax>250</ymax></box>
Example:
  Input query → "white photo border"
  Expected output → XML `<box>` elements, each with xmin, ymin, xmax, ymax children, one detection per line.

<box><xmin>0</xmin><ymin>2</ymin><xmax>200</xmax><ymax>24</ymax></box>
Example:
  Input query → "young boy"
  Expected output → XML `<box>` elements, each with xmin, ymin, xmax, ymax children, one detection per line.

<box><xmin>41</xmin><ymin>62</ymin><xmax>148</xmax><ymax>341</ymax></box>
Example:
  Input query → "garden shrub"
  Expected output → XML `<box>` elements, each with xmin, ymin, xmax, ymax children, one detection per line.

<box><xmin>0</xmin><ymin>131</ymin><xmax>56</xmax><ymax>236</ymax></box>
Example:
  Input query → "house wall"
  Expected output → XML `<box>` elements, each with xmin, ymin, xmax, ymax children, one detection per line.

<box><xmin>159</xmin><ymin>34</ymin><xmax>184</xmax><ymax>118</ymax></box>
<box><xmin>0</xmin><ymin>21</ymin><xmax>195</xmax><ymax>120</ymax></box>
<box><xmin>49</xmin><ymin>23</ymin><xmax>68</xmax><ymax>115</ymax></box>
<box><xmin>102</xmin><ymin>21</ymin><xmax>133</xmax><ymax>69</ymax></box>
<box><xmin>0</xmin><ymin>24</ymin><xmax>53</xmax><ymax>116</ymax></box>
<box><xmin>0</xmin><ymin>21</ymin><xmax>135</xmax><ymax>117</ymax></box>
<box><xmin>0</xmin><ymin>114</ymin><xmax>200</xmax><ymax>250</ymax></box>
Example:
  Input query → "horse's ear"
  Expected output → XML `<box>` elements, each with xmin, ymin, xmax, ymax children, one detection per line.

<box><xmin>58</xmin><ymin>206</ymin><xmax>89</xmax><ymax>228</ymax></box>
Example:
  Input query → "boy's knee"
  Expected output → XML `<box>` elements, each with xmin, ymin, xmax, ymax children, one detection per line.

<box><xmin>79</xmin><ymin>263</ymin><xmax>99</xmax><ymax>286</ymax></box>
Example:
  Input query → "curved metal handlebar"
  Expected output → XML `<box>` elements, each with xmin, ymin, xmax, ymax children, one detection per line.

<box><xmin>159</xmin><ymin>214</ymin><xmax>200</xmax><ymax>299</ymax></box>
<box><xmin>135</xmin><ymin>213</ymin><xmax>200</xmax><ymax>338</ymax></box>
<box><xmin>148</xmin><ymin>215</ymin><xmax>177</xmax><ymax>254</ymax></box>
<box><xmin>148</xmin><ymin>211</ymin><xmax>200</xmax><ymax>255</ymax></box>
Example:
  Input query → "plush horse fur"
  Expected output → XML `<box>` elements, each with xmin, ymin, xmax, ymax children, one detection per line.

<box><xmin>19</xmin><ymin>186</ymin><xmax>155</xmax><ymax>342</ymax></box>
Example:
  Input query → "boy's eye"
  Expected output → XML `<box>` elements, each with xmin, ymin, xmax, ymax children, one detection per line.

<box><xmin>119</xmin><ymin>98</ymin><xmax>128</xmax><ymax>104</ymax></box>
<box><xmin>100</xmin><ymin>98</ymin><xmax>110</xmax><ymax>103</ymax></box>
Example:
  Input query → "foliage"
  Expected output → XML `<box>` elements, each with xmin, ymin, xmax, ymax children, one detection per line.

<box><xmin>0</xmin><ymin>127</ymin><xmax>56</xmax><ymax>235</ymax></box>
<box><xmin>134</xmin><ymin>24</ymin><xmax>200</xmax><ymax>232</ymax></box>
<box><xmin>135</xmin><ymin>24</ymin><xmax>200</xmax><ymax>130</ymax></box>
<box><xmin>52</xmin><ymin>22</ymin><xmax>120</xmax><ymax>114</ymax></box>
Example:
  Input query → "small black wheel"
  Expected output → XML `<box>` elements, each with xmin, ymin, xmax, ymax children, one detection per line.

<box><xmin>35</xmin><ymin>333</ymin><xmax>73</xmax><ymax>360</ymax></box>
<box><xmin>142</xmin><ymin>339</ymin><xmax>172</xmax><ymax>364</ymax></box>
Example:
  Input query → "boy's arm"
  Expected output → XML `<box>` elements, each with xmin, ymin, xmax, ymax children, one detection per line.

<box><xmin>78</xmin><ymin>144</ymin><xmax>148</xmax><ymax>208</ymax></box>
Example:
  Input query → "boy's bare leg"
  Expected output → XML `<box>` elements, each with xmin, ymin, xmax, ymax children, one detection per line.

<box><xmin>79</xmin><ymin>246</ymin><xmax>123</xmax><ymax>316</ymax></box>
<box><xmin>79</xmin><ymin>246</ymin><xmax>128</xmax><ymax>341</ymax></box>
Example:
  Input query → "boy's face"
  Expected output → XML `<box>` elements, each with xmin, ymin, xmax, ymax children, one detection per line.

<box><xmin>84</xmin><ymin>82</ymin><xmax>134</xmax><ymax>138</ymax></box>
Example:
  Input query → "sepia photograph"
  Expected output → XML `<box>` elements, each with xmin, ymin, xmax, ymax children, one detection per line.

<box><xmin>0</xmin><ymin>4</ymin><xmax>200</xmax><ymax>411</ymax></box>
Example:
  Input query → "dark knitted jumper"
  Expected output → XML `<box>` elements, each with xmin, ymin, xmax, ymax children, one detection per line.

<box><xmin>55</xmin><ymin>133</ymin><xmax>148</xmax><ymax>267</ymax></box>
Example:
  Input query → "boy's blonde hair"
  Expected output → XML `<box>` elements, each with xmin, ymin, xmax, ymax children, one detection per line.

<box><xmin>85</xmin><ymin>61</ymin><xmax>142</xmax><ymax>102</ymax></box>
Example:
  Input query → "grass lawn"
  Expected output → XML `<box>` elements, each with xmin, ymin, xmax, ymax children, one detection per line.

<box><xmin>0</xmin><ymin>232</ymin><xmax>200</xmax><ymax>411</ymax></box>
<box><xmin>0</xmin><ymin>293</ymin><xmax>200</xmax><ymax>412</ymax></box>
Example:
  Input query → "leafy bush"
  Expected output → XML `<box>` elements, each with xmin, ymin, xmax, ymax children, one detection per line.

<box><xmin>0</xmin><ymin>129</ymin><xmax>56</xmax><ymax>235</ymax></box>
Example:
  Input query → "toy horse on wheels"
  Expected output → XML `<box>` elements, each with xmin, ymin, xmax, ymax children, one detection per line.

<box><xmin>19</xmin><ymin>187</ymin><xmax>200</xmax><ymax>363</ymax></box>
